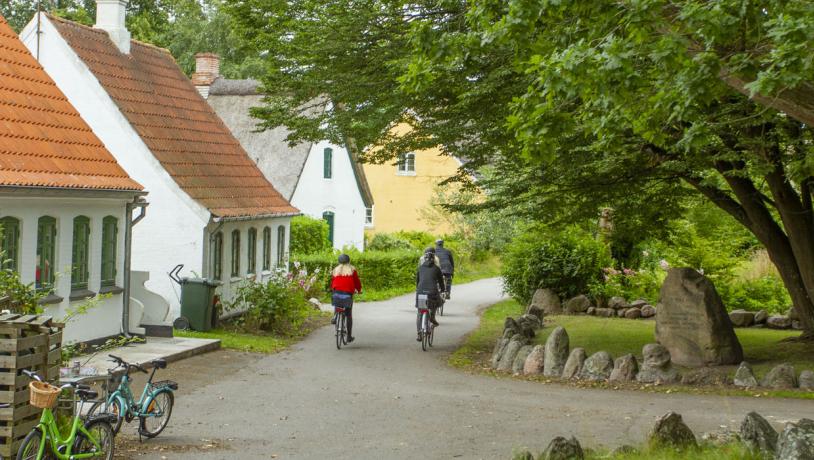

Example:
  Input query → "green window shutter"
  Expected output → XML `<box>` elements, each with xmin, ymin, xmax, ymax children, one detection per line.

<box><xmin>36</xmin><ymin>216</ymin><xmax>57</xmax><ymax>290</ymax></box>
<box><xmin>262</xmin><ymin>227</ymin><xmax>271</xmax><ymax>271</ymax></box>
<box><xmin>0</xmin><ymin>217</ymin><xmax>20</xmax><ymax>272</ymax></box>
<box><xmin>71</xmin><ymin>216</ymin><xmax>90</xmax><ymax>290</ymax></box>
<box><xmin>247</xmin><ymin>228</ymin><xmax>257</xmax><ymax>274</ymax></box>
<box><xmin>213</xmin><ymin>232</ymin><xmax>223</xmax><ymax>281</ymax></box>
<box><xmin>231</xmin><ymin>229</ymin><xmax>241</xmax><ymax>277</ymax></box>
<box><xmin>323</xmin><ymin>148</ymin><xmax>333</xmax><ymax>178</ymax></box>
<box><xmin>101</xmin><ymin>216</ymin><xmax>118</xmax><ymax>286</ymax></box>
<box><xmin>322</xmin><ymin>212</ymin><xmax>334</xmax><ymax>247</ymax></box>
<box><xmin>276</xmin><ymin>225</ymin><xmax>286</xmax><ymax>267</ymax></box>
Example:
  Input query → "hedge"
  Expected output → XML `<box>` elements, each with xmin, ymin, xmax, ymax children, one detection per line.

<box><xmin>290</xmin><ymin>216</ymin><xmax>330</xmax><ymax>254</ymax></box>
<box><xmin>293</xmin><ymin>249</ymin><xmax>421</xmax><ymax>292</ymax></box>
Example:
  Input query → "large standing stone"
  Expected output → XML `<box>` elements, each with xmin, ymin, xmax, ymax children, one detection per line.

<box><xmin>563</xmin><ymin>295</ymin><xmax>592</xmax><ymax>314</ymax></box>
<box><xmin>767</xmin><ymin>315</ymin><xmax>792</xmax><ymax>329</ymax></box>
<box><xmin>497</xmin><ymin>334</ymin><xmax>527</xmax><ymax>372</ymax></box>
<box><xmin>733</xmin><ymin>362</ymin><xmax>759</xmax><ymax>388</ymax></box>
<box><xmin>648</xmin><ymin>412</ymin><xmax>697</xmax><ymax>449</ymax></box>
<box><xmin>761</xmin><ymin>364</ymin><xmax>798</xmax><ymax>389</ymax></box>
<box><xmin>542</xmin><ymin>436</ymin><xmax>584</xmax><ymax>460</ymax></box>
<box><xmin>523</xmin><ymin>345</ymin><xmax>546</xmax><ymax>375</ymax></box>
<box><xmin>729</xmin><ymin>309</ymin><xmax>756</xmax><ymax>327</ymax></box>
<box><xmin>656</xmin><ymin>268</ymin><xmax>743</xmax><ymax>367</ymax></box>
<box><xmin>561</xmin><ymin>347</ymin><xmax>586</xmax><ymax>380</ymax></box>
<box><xmin>637</xmin><ymin>343</ymin><xmax>680</xmax><ymax>384</ymax></box>
<box><xmin>530</xmin><ymin>288</ymin><xmax>562</xmax><ymax>316</ymax></box>
<box><xmin>799</xmin><ymin>370</ymin><xmax>814</xmax><ymax>390</ymax></box>
<box><xmin>579</xmin><ymin>351</ymin><xmax>614</xmax><ymax>381</ymax></box>
<box><xmin>740</xmin><ymin>411</ymin><xmax>778</xmax><ymax>457</ymax></box>
<box><xmin>776</xmin><ymin>419</ymin><xmax>814</xmax><ymax>460</ymax></box>
<box><xmin>543</xmin><ymin>327</ymin><xmax>569</xmax><ymax>377</ymax></box>
<box><xmin>609</xmin><ymin>354</ymin><xmax>639</xmax><ymax>382</ymax></box>
<box><xmin>754</xmin><ymin>309</ymin><xmax>769</xmax><ymax>324</ymax></box>
<box><xmin>512</xmin><ymin>345</ymin><xmax>534</xmax><ymax>374</ymax></box>
<box><xmin>640</xmin><ymin>305</ymin><xmax>657</xmax><ymax>318</ymax></box>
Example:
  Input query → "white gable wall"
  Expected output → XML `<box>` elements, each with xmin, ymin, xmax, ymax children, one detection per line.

<box><xmin>20</xmin><ymin>15</ymin><xmax>210</xmax><ymax>315</ymax></box>
<box><xmin>291</xmin><ymin>141</ymin><xmax>366</xmax><ymax>250</ymax></box>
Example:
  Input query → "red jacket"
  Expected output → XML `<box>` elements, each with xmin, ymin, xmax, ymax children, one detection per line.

<box><xmin>331</xmin><ymin>270</ymin><xmax>362</xmax><ymax>294</ymax></box>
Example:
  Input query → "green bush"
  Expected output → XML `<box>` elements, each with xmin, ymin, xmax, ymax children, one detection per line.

<box><xmin>226</xmin><ymin>269</ymin><xmax>316</xmax><ymax>333</ymax></box>
<box><xmin>502</xmin><ymin>226</ymin><xmax>612</xmax><ymax>305</ymax></box>
<box><xmin>294</xmin><ymin>249</ymin><xmax>420</xmax><ymax>292</ymax></box>
<box><xmin>719</xmin><ymin>275</ymin><xmax>792</xmax><ymax>314</ymax></box>
<box><xmin>290</xmin><ymin>216</ymin><xmax>330</xmax><ymax>254</ymax></box>
<box><xmin>394</xmin><ymin>231</ymin><xmax>436</xmax><ymax>251</ymax></box>
<box><xmin>590</xmin><ymin>268</ymin><xmax>664</xmax><ymax>304</ymax></box>
<box><xmin>0</xmin><ymin>267</ymin><xmax>41</xmax><ymax>314</ymax></box>
<box><xmin>366</xmin><ymin>233</ymin><xmax>415</xmax><ymax>252</ymax></box>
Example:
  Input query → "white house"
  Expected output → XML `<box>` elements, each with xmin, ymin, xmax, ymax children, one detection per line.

<box><xmin>20</xmin><ymin>2</ymin><xmax>299</xmax><ymax>321</ymax></box>
<box><xmin>192</xmin><ymin>55</ymin><xmax>373</xmax><ymax>251</ymax></box>
<box><xmin>0</xmin><ymin>14</ymin><xmax>147</xmax><ymax>343</ymax></box>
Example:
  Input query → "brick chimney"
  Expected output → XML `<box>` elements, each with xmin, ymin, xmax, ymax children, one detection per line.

<box><xmin>192</xmin><ymin>53</ymin><xmax>221</xmax><ymax>98</ymax></box>
<box><xmin>95</xmin><ymin>0</ymin><xmax>131</xmax><ymax>54</ymax></box>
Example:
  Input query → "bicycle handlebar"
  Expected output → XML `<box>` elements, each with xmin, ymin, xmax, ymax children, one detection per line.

<box><xmin>108</xmin><ymin>354</ymin><xmax>148</xmax><ymax>373</ymax></box>
<box><xmin>22</xmin><ymin>370</ymin><xmax>92</xmax><ymax>391</ymax></box>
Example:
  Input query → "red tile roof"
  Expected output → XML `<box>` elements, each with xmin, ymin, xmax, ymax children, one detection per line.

<box><xmin>48</xmin><ymin>15</ymin><xmax>297</xmax><ymax>218</ymax></box>
<box><xmin>0</xmin><ymin>15</ymin><xmax>142</xmax><ymax>192</ymax></box>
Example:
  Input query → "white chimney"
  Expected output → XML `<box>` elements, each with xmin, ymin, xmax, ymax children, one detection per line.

<box><xmin>192</xmin><ymin>53</ymin><xmax>221</xmax><ymax>98</ymax></box>
<box><xmin>95</xmin><ymin>0</ymin><xmax>131</xmax><ymax>54</ymax></box>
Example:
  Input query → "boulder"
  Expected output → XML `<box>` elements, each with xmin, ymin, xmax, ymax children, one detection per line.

<box><xmin>504</xmin><ymin>317</ymin><xmax>521</xmax><ymax>335</ymax></box>
<box><xmin>799</xmin><ymin>370</ymin><xmax>814</xmax><ymax>390</ymax></box>
<box><xmin>733</xmin><ymin>362</ymin><xmax>759</xmax><ymax>388</ymax></box>
<box><xmin>512</xmin><ymin>345</ymin><xmax>534</xmax><ymax>374</ymax></box>
<box><xmin>496</xmin><ymin>334</ymin><xmax>527</xmax><ymax>372</ymax></box>
<box><xmin>680</xmin><ymin>367</ymin><xmax>730</xmax><ymax>386</ymax></box>
<box><xmin>617</xmin><ymin>308</ymin><xmax>628</xmax><ymax>318</ymax></box>
<box><xmin>490</xmin><ymin>337</ymin><xmax>510</xmax><ymax>368</ymax></box>
<box><xmin>729</xmin><ymin>309</ymin><xmax>756</xmax><ymax>328</ymax></box>
<box><xmin>637</xmin><ymin>344</ymin><xmax>680</xmax><ymax>384</ymax></box>
<box><xmin>767</xmin><ymin>315</ymin><xmax>792</xmax><ymax>330</ymax></box>
<box><xmin>776</xmin><ymin>419</ymin><xmax>814</xmax><ymax>460</ymax></box>
<box><xmin>563</xmin><ymin>295</ymin><xmax>592</xmax><ymax>314</ymax></box>
<box><xmin>792</xmin><ymin>321</ymin><xmax>803</xmax><ymax>331</ymax></box>
<box><xmin>543</xmin><ymin>327</ymin><xmax>569</xmax><ymax>377</ymax></box>
<box><xmin>624</xmin><ymin>308</ymin><xmax>642</xmax><ymax>320</ymax></box>
<box><xmin>579</xmin><ymin>351</ymin><xmax>614</xmax><ymax>381</ymax></box>
<box><xmin>542</xmin><ymin>436</ymin><xmax>584</xmax><ymax>460</ymax></box>
<box><xmin>586</xmin><ymin>307</ymin><xmax>596</xmax><ymax>316</ymax></box>
<box><xmin>523</xmin><ymin>345</ymin><xmax>546</xmax><ymax>375</ymax></box>
<box><xmin>609</xmin><ymin>354</ymin><xmax>639</xmax><ymax>382</ymax></box>
<box><xmin>648</xmin><ymin>412</ymin><xmax>697</xmax><ymax>449</ymax></box>
<box><xmin>656</xmin><ymin>268</ymin><xmax>743</xmax><ymax>367</ymax></box>
<box><xmin>754</xmin><ymin>309</ymin><xmax>768</xmax><ymax>324</ymax></box>
<box><xmin>308</xmin><ymin>297</ymin><xmax>321</xmax><ymax>308</ymax></box>
<box><xmin>630</xmin><ymin>299</ymin><xmax>648</xmax><ymax>309</ymax></box>
<box><xmin>700</xmin><ymin>430</ymin><xmax>740</xmax><ymax>447</ymax></box>
<box><xmin>530</xmin><ymin>288</ymin><xmax>562</xmax><ymax>316</ymax></box>
<box><xmin>610</xmin><ymin>445</ymin><xmax>638</xmax><ymax>456</ymax></box>
<box><xmin>740</xmin><ymin>411</ymin><xmax>778</xmax><ymax>457</ymax></box>
<box><xmin>561</xmin><ymin>347</ymin><xmax>586</xmax><ymax>380</ymax></box>
<box><xmin>640</xmin><ymin>305</ymin><xmax>657</xmax><ymax>318</ymax></box>
<box><xmin>516</xmin><ymin>314</ymin><xmax>541</xmax><ymax>338</ymax></box>
<box><xmin>526</xmin><ymin>305</ymin><xmax>545</xmax><ymax>323</ymax></box>
<box><xmin>762</xmin><ymin>364</ymin><xmax>798</xmax><ymax>389</ymax></box>
<box><xmin>595</xmin><ymin>308</ymin><xmax>615</xmax><ymax>318</ymax></box>
<box><xmin>608</xmin><ymin>296</ymin><xmax>629</xmax><ymax>310</ymax></box>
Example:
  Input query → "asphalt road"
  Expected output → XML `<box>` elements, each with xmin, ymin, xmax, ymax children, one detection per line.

<box><xmin>124</xmin><ymin>278</ymin><xmax>814</xmax><ymax>459</ymax></box>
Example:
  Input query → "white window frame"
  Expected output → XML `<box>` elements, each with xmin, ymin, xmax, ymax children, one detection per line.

<box><xmin>396</xmin><ymin>153</ymin><xmax>416</xmax><ymax>176</ymax></box>
<box><xmin>364</xmin><ymin>207</ymin><xmax>374</xmax><ymax>227</ymax></box>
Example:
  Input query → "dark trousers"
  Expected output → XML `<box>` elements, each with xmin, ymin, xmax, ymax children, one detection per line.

<box><xmin>443</xmin><ymin>274</ymin><xmax>453</xmax><ymax>296</ymax></box>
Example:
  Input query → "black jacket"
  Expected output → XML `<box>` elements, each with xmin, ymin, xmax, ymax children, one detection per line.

<box><xmin>416</xmin><ymin>259</ymin><xmax>446</xmax><ymax>295</ymax></box>
<box><xmin>435</xmin><ymin>246</ymin><xmax>454</xmax><ymax>274</ymax></box>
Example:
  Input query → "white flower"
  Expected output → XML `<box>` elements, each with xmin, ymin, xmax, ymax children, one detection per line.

<box><xmin>659</xmin><ymin>259</ymin><xmax>670</xmax><ymax>270</ymax></box>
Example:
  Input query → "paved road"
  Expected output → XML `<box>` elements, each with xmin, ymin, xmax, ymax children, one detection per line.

<box><xmin>128</xmin><ymin>278</ymin><xmax>813</xmax><ymax>459</ymax></box>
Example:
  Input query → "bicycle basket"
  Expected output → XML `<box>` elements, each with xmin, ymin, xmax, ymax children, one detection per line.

<box><xmin>149</xmin><ymin>380</ymin><xmax>178</xmax><ymax>391</ymax></box>
<box><xmin>29</xmin><ymin>381</ymin><xmax>60</xmax><ymax>409</ymax></box>
<box><xmin>416</xmin><ymin>294</ymin><xmax>429</xmax><ymax>309</ymax></box>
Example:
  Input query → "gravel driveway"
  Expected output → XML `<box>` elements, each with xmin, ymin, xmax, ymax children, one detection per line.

<box><xmin>124</xmin><ymin>278</ymin><xmax>814</xmax><ymax>459</ymax></box>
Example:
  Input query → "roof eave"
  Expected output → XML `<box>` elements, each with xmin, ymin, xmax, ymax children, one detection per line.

<box><xmin>212</xmin><ymin>211</ymin><xmax>301</xmax><ymax>223</ymax></box>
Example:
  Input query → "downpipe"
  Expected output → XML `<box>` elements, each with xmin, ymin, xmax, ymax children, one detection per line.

<box><xmin>122</xmin><ymin>197</ymin><xmax>148</xmax><ymax>337</ymax></box>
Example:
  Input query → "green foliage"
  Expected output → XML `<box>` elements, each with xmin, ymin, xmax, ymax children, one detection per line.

<box><xmin>294</xmin><ymin>249</ymin><xmax>420</xmax><ymax>293</ymax></box>
<box><xmin>0</xmin><ymin>268</ymin><xmax>41</xmax><ymax>314</ymax></box>
<box><xmin>290</xmin><ymin>215</ymin><xmax>330</xmax><ymax>255</ymax></box>
<box><xmin>719</xmin><ymin>276</ymin><xmax>792</xmax><ymax>314</ymax></box>
<box><xmin>590</xmin><ymin>269</ymin><xmax>663</xmax><ymax>304</ymax></box>
<box><xmin>226</xmin><ymin>268</ymin><xmax>316</xmax><ymax>332</ymax></box>
<box><xmin>502</xmin><ymin>226</ymin><xmax>612</xmax><ymax>305</ymax></box>
<box><xmin>366</xmin><ymin>233</ymin><xmax>414</xmax><ymax>252</ymax></box>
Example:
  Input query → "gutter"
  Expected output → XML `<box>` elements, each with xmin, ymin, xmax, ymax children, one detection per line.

<box><xmin>211</xmin><ymin>211</ymin><xmax>300</xmax><ymax>223</ymax></box>
<box><xmin>122</xmin><ymin>197</ymin><xmax>148</xmax><ymax>337</ymax></box>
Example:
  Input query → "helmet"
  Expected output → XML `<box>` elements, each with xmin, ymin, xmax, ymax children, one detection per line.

<box><xmin>435</xmin><ymin>239</ymin><xmax>444</xmax><ymax>246</ymax></box>
<box><xmin>338</xmin><ymin>254</ymin><xmax>350</xmax><ymax>264</ymax></box>
<box><xmin>424</xmin><ymin>247</ymin><xmax>436</xmax><ymax>254</ymax></box>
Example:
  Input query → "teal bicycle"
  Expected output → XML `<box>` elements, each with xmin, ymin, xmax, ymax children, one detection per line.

<box><xmin>87</xmin><ymin>355</ymin><xmax>176</xmax><ymax>438</ymax></box>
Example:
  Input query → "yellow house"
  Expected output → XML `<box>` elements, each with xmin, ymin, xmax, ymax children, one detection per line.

<box><xmin>363</xmin><ymin>125</ymin><xmax>462</xmax><ymax>235</ymax></box>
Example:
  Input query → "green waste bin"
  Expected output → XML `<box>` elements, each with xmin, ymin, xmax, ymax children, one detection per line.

<box><xmin>178</xmin><ymin>277</ymin><xmax>219</xmax><ymax>331</ymax></box>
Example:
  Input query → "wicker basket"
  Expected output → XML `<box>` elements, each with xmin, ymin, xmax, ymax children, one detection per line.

<box><xmin>29</xmin><ymin>381</ymin><xmax>60</xmax><ymax>409</ymax></box>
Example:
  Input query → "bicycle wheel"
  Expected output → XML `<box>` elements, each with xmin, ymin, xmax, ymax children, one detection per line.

<box><xmin>139</xmin><ymin>390</ymin><xmax>174</xmax><ymax>438</ymax></box>
<box><xmin>17</xmin><ymin>429</ymin><xmax>50</xmax><ymax>460</ymax></box>
<box><xmin>72</xmin><ymin>420</ymin><xmax>114</xmax><ymax>460</ymax></box>
<box><xmin>438</xmin><ymin>298</ymin><xmax>444</xmax><ymax>316</ymax></box>
<box><xmin>87</xmin><ymin>397</ymin><xmax>125</xmax><ymax>435</ymax></box>
<box><xmin>428</xmin><ymin>321</ymin><xmax>434</xmax><ymax>347</ymax></box>
<box><xmin>335</xmin><ymin>312</ymin><xmax>344</xmax><ymax>349</ymax></box>
<box><xmin>421</xmin><ymin>313</ymin><xmax>429</xmax><ymax>351</ymax></box>
<box><xmin>341</xmin><ymin>313</ymin><xmax>348</xmax><ymax>345</ymax></box>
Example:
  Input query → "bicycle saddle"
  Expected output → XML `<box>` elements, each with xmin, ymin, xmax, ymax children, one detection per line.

<box><xmin>151</xmin><ymin>358</ymin><xmax>167</xmax><ymax>369</ymax></box>
<box><xmin>75</xmin><ymin>389</ymin><xmax>98</xmax><ymax>400</ymax></box>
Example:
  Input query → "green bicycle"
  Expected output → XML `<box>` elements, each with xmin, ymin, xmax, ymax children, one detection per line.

<box><xmin>88</xmin><ymin>355</ymin><xmax>176</xmax><ymax>438</ymax></box>
<box><xmin>17</xmin><ymin>370</ymin><xmax>115</xmax><ymax>460</ymax></box>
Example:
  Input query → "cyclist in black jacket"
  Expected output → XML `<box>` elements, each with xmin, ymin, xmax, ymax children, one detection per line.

<box><xmin>435</xmin><ymin>239</ymin><xmax>454</xmax><ymax>299</ymax></box>
<box><xmin>415</xmin><ymin>248</ymin><xmax>446</xmax><ymax>341</ymax></box>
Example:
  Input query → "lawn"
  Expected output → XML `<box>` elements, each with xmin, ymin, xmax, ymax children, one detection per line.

<box><xmin>452</xmin><ymin>299</ymin><xmax>814</xmax><ymax>399</ymax></box>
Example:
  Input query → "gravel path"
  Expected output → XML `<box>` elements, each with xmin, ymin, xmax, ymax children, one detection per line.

<box><xmin>126</xmin><ymin>278</ymin><xmax>814</xmax><ymax>459</ymax></box>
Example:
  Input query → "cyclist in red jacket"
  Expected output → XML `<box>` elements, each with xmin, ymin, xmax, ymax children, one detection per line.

<box><xmin>330</xmin><ymin>254</ymin><xmax>362</xmax><ymax>342</ymax></box>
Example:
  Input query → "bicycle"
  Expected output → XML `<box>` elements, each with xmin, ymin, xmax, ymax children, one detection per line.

<box><xmin>17</xmin><ymin>370</ymin><xmax>115</xmax><ymax>460</ymax></box>
<box><xmin>87</xmin><ymin>355</ymin><xmax>177</xmax><ymax>438</ymax></box>
<box><xmin>334</xmin><ymin>306</ymin><xmax>348</xmax><ymax>349</ymax></box>
<box><xmin>416</xmin><ymin>294</ymin><xmax>435</xmax><ymax>351</ymax></box>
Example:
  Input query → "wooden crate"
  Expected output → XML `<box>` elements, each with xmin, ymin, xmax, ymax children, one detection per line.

<box><xmin>0</xmin><ymin>314</ymin><xmax>63</xmax><ymax>457</ymax></box>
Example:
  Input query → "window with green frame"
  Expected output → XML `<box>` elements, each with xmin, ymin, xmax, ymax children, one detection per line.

<box><xmin>101</xmin><ymin>216</ymin><xmax>118</xmax><ymax>287</ymax></box>
<box><xmin>262</xmin><ymin>227</ymin><xmax>271</xmax><ymax>271</ymax></box>
<box><xmin>276</xmin><ymin>225</ymin><xmax>286</xmax><ymax>267</ymax></box>
<box><xmin>322</xmin><ymin>211</ymin><xmax>334</xmax><ymax>246</ymax></box>
<box><xmin>230</xmin><ymin>229</ymin><xmax>241</xmax><ymax>277</ymax></box>
<box><xmin>0</xmin><ymin>216</ymin><xmax>20</xmax><ymax>272</ymax></box>
<box><xmin>36</xmin><ymin>216</ymin><xmax>57</xmax><ymax>290</ymax></box>
<box><xmin>323</xmin><ymin>147</ymin><xmax>333</xmax><ymax>178</ymax></box>
<box><xmin>71</xmin><ymin>216</ymin><xmax>91</xmax><ymax>291</ymax></box>
<box><xmin>247</xmin><ymin>228</ymin><xmax>257</xmax><ymax>274</ymax></box>
<box><xmin>212</xmin><ymin>232</ymin><xmax>223</xmax><ymax>280</ymax></box>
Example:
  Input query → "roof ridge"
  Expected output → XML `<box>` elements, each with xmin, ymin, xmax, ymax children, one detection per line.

<box><xmin>45</xmin><ymin>13</ymin><xmax>173</xmax><ymax>55</ymax></box>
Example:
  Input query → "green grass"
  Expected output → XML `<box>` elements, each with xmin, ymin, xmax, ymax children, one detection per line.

<box><xmin>514</xmin><ymin>443</ymin><xmax>761</xmax><ymax>460</ymax></box>
<box><xmin>453</xmin><ymin>299</ymin><xmax>814</xmax><ymax>399</ymax></box>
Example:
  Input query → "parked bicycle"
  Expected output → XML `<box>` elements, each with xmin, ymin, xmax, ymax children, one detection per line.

<box><xmin>334</xmin><ymin>305</ymin><xmax>349</xmax><ymax>349</ymax></box>
<box><xmin>417</xmin><ymin>296</ymin><xmax>435</xmax><ymax>351</ymax></box>
<box><xmin>17</xmin><ymin>370</ymin><xmax>115</xmax><ymax>460</ymax></box>
<box><xmin>87</xmin><ymin>355</ymin><xmax>177</xmax><ymax>438</ymax></box>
